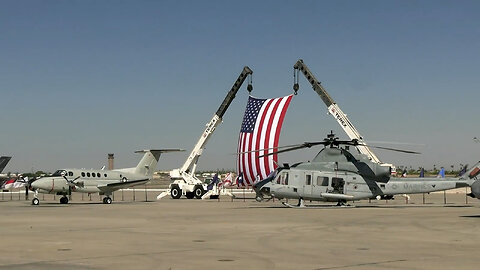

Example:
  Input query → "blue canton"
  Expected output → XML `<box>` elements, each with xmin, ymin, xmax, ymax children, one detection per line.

<box><xmin>240</xmin><ymin>97</ymin><xmax>265</xmax><ymax>133</ymax></box>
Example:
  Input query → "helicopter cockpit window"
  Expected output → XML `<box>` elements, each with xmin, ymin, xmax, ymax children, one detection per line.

<box><xmin>318</xmin><ymin>176</ymin><xmax>329</xmax><ymax>186</ymax></box>
<box><xmin>52</xmin><ymin>170</ymin><xmax>66</xmax><ymax>177</ymax></box>
<box><xmin>278</xmin><ymin>173</ymin><xmax>289</xmax><ymax>185</ymax></box>
<box><xmin>306</xmin><ymin>174</ymin><xmax>312</xmax><ymax>185</ymax></box>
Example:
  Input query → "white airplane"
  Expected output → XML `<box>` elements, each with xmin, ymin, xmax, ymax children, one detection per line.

<box><xmin>30</xmin><ymin>149</ymin><xmax>183</xmax><ymax>205</ymax></box>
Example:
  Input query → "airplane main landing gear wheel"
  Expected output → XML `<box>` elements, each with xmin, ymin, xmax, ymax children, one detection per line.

<box><xmin>194</xmin><ymin>185</ymin><xmax>204</xmax><ymax>199</ymax></box>
<box><xmin>170</xmin><ymin>185</ymin><xmax>182</xmax><ymax>199</ymax></box>
<box><xmin>60</xmin><ymin>196</ymin><xmax>69</xmax><ymax>204</ymax></box>
<box><xmin>32</xmin><ymin>198</ymin><xmax>39</xmax><ymax>205</ymax></box>
<box><xmin>103</xmin><ymin>197</ymin><xmax>112</xmax><ymax>204</ymax></box>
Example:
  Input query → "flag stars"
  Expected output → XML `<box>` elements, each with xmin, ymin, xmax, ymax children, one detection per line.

<box><xmin>241</xmin><ymin>97</ymin><xmax>265</xmax><ymax>133</ymax></box>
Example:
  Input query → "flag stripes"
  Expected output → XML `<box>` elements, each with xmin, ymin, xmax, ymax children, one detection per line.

<box><xmin>237</xmin><ymin>95</ymin><xmax>293</xmax><ymax>186</ymax></box>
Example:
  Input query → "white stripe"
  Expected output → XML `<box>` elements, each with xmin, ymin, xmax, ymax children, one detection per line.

<box><xmin>268</xmin><ymin>97</ymin><xmax>289</xmax><ymax>172</ymax></box>
<box><xmin>240</xmin><ymin>132</ymin><xmax>246</xmax><ymax>183</ymax></box>
<box><xmin>250</xmin><ymin>100</ymin><xmax>269</xmax><ymax>183</ymax></box>
<box><xmin>243</xmin><ymin>133</ymin><xmax>252</xmax><ymax>184</ymax></box>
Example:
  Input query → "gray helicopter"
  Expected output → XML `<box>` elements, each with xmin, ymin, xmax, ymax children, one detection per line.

<box><xmin>252</xmin><ymin>132</ymin><xmax>480</xmax><ymax>207</ymax></box>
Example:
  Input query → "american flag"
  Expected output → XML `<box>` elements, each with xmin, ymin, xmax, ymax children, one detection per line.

<box><xmin>236</xmin><ymin>95</ymin><xmax>293</xmax><ymax>186</ymax></box>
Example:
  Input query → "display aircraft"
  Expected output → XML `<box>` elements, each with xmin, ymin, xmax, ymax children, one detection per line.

<box><xmin>30</xmin><ymin>149</ymin><xmax>183</xmax><ymax>205</ymax></box>
<box><xmin>251</xmin><ymin>132</ymin><xmax>480</xmax><ymax>207</ymax></box>
<box><xmin>0</xmin><ymin>156</ymin><xmax>12</xmax><ymax>175</ymax></box>
<box><xmin>0</xmin><ymin>156</ymin><xmax>13</xmax><ymax>186</ymax></box>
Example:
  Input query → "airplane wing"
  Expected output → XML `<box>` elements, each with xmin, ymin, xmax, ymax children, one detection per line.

<box><xmin>97</xmin><ymin>179</ymin><xmax>150</xmax><ymax>193</ymax></box>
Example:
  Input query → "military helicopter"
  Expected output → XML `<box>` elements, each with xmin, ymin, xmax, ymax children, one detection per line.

<box><xmin>251</xmin><ymin>132</ymin><xmax>480</xmax><ymax>207</ymax></box>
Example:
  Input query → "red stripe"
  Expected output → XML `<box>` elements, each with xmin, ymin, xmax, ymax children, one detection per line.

<box><xmin>241</xmin><ymin>133</ymin><xmax>248</xmax><ymax>184</ymax></box>
<box><xmin>273</xmin><ymin>95</ymin><xmax>293</xmax><ymax>167</ymax></box>
<box><xmin>263</xmin><ymin>98</ymin><xmax>281</xmax><ymax>178</ymax></box>
<box><xmin>254</xmin><ymin>99</ymin><xmax>274</xmax><ymax>181</ymax></box>
<box><xmin>246</xmin><ymin>133</ymin><xmax>256</xmax><ymax>185</ymax></box>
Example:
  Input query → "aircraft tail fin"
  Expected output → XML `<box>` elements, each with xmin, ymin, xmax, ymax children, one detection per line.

<box><xmin>0</xmin><ymin>156</ymin><xmax>12</xmax><ymax>174</ymax></box>
<box><xmin>460</xmin><ymin>161</ymin><xmax>480</xmax><ymax>180</ymax></box>
<box><xmin>133</xmin><ymin>149</ymin><xmax>184</xmax><ymax>177</ymax></box>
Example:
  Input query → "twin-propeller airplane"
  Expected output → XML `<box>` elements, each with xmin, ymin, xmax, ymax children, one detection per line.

<box><xmin>30</xmin><ymin>149</ymin><xmax>183</xmax><ymax>205</ymax></box>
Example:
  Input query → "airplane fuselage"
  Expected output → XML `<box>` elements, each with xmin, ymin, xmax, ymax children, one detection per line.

<box><xmin>31</xmin><ymin>168</ymin><xmax>147</xmax><ymax>195</ymax></box>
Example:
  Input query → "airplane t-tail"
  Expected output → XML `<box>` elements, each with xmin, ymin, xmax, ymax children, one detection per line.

<box><xmin>30</xmin><ymin>149</ymin><xmax>183</xmax><ymax>205</ymax></box>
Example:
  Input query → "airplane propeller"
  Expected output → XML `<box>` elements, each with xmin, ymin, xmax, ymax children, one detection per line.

<box><xmin>63</xmin><ymin>176</ymin><xmax>84</xmax><ymax>188</ymax></box>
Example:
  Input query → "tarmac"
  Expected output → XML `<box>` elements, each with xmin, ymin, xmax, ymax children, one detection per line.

<box><xmin>1</xmin><ymin>191</ymin><xmax>480</xmax><ymax>270</ymax></box>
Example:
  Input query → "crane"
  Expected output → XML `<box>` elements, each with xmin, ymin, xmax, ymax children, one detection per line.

<box><xmin>158</xmin><ymin>66</ymin><xmax>253</xmax><ymax>200</ymax></box>
<box><xmin>293</xmin><ymin>59</ymin><xmax>395</xmax><ymax>173</ymax></box>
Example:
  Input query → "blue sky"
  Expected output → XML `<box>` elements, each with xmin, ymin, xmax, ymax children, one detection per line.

<box><xmin>1</xmin><ymin>0</ymin><xmax>479</xmax><ymax>173</ymax></box>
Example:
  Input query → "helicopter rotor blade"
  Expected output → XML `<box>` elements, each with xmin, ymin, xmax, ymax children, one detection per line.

<box><xmin>236</xmin><ymin>143</ymin><xmax>305</xmax><ymax>155</ymax></box>
<box><xmin>358</xmin><ymin>144</ymin><xmax>421</xmax><ymax>154</ymax></box>
<box><xmin>366</xmin><ymin>140</ymin><xmax>425</xmax><ymax>146</ymax></box>
<box><xmin>258</xmin><ymin>141</ymin><xmax>328</xmax><ymax>158</ymax></box>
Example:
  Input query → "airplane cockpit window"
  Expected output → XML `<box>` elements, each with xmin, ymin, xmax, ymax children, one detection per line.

<box><xmin>68</xmin><ymin>171</ymin><xmax>73</xmax><ymax>177</ymax></box>
<box><xmin>306</xmin><ymin>174</ymin><xmax>312</xmax><ymax>185</ymax></box>
<box><xmin>52</xmin><ymin>170</ymin><xmax>66</xmax><ymax>177</ymax></box>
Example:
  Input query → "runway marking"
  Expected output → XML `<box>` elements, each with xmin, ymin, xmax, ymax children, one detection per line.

<box><xmin>314</xmin><ymin>259</ymin><xmax>407</xmax><ymax>270</ymax></box>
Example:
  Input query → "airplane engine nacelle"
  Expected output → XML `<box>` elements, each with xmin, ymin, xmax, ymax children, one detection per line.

<box><xmin>469</xmin><ymin>180</ymin><xmax>480</xmax><ymax>199</ymax></box>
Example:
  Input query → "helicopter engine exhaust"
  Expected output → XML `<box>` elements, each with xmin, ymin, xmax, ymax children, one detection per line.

<box><xmin>354</xmin><ymin>162</ymin><xmax>391</xmax><ymax>182</ymax></box>
<box><xmin>372</xmin><ymin>164</ymin><xmax>391</xmax><ymax>178</ymax></box>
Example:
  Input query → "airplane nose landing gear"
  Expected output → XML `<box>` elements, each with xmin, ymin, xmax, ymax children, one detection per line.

<box><xmin>32</xmin><ymin>198</ymin><xmax>39</xmax><ymax>205</ymax></box>
<box><xmin>32</xmin><ymin>190</ymin><xmax>40</xmax><ymax>205</ymax></box>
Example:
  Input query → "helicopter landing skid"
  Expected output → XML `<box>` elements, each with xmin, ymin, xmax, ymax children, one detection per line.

<box><xmin>282</xmin><ymin>201</ymin><xmax>355</xmax><ymax>209</ymax></box>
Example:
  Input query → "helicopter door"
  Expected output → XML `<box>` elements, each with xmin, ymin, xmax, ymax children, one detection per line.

<box><xmin>303</xmin><ymin>173</ymin><xmax>313</xmax><ymax>197</ymax></box>
<box><xmin>331</xmin><ymin>177</ymin><xmax>345</xmax><ymax>194</ymax></box>
<box><xmin>313</xmin><ymin>174</ymin><xmax>329</xmax><ymax>195</ymax></box>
